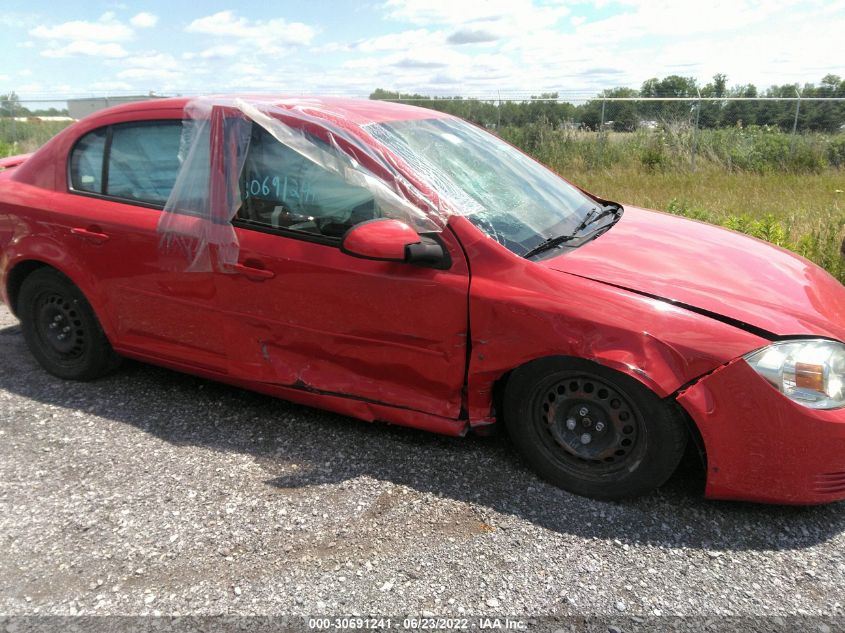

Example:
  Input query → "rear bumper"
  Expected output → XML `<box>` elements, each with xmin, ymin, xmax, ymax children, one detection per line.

<box><xmin>677</xmin><ymin>359</ymin><xmax>845</xmax><ymax>505</ymax></box>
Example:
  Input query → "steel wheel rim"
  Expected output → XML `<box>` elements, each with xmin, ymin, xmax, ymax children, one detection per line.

<box><xmin>34</xmin><ymin>292</ymin><xmax>86</xmax><ymax>361</ymax></box>
<box><xmin>532</xmin><ymin>371</ymin><xmax>646</xmax><ymax>478</ymax></box>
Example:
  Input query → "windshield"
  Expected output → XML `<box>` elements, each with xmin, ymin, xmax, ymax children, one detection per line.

<box><xmin>369</xmin><ymin>117</ymin><xmax>606</xmax><ymax>256</ymax></box>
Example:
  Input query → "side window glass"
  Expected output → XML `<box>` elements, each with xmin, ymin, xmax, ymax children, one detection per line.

<box><xmin>237</xmin><ymin>125</ymin><xmax>380</xmax><ymax>238</ymax></box>
<box><xmin>168</xmin><ymin>120</ymin><xmax>211</xmax><ymax>215</ymax></box>
<box><xmin>69</xmin><ymin>128</ymin><xmax>107</xmax><ymax>193</ymax></box>
<box><xmin>106</xmin><ymin>122</ymin><xmax>182</xmax><ymax>205</ymax></box>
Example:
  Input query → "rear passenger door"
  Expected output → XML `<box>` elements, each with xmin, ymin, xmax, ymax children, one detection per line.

<box><xmin>66</xmin><ymin>119</ymin><xmax>228</xmax><ymax>371</ymax></box>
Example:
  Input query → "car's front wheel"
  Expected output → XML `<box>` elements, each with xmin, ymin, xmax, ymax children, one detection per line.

<box><xmin>17</xmin><ymin>267</ymin><xmax>120</xmax><ymax>381</ymax></box>
<box><xmin>503</xmin><ymin>357</ymin><xmax>687</xmax><ymax>500</ymax></box>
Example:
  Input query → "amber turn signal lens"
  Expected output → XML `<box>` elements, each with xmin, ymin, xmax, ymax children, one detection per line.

<box><xmin>795</xmin><ymin>362</ymin><xmax>825</xmax><ymax>392</ymax></box>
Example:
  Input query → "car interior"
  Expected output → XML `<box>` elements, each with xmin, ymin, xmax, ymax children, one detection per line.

<box><xmin>236</xmin><ymin>124</ymin><xmax>382</xmax><ymax>239</ymax></box>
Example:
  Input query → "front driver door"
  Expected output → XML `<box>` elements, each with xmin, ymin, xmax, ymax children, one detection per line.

<box><xmin>215</xmin><ymin>122</ymin><xmax>469</xmax><ymax>419</ymax></box>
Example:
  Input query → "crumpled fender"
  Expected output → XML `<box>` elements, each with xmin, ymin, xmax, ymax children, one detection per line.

<box><xmin>447</xmin><ymin>216</ymin><xmax>769</xmax><ymax>426</ymax></box>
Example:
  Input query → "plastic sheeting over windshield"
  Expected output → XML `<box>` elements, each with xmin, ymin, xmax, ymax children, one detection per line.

<box><xmin>156</xmin><ymin>97</ymin><xmax>444</xmax><ymax>272</ymax></box>
<box><xmin>367</xmin><ymin>117</ymin><xmax>600</xmax><ymax>257</ymax></box>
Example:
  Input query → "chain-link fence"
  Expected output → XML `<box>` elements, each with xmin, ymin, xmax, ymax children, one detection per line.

<box><xmin>379</xmin><ymin>95</ymin><xmax>845</xmax><ymax>173</ymax></box>
<box><xmin>2</xmin><ymin>94</ymin><xmax>845</xmax><ymax>172</ymax></box>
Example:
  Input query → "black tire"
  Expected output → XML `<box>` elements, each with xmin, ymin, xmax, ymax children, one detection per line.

<box><xmin>17</xmin><ymin>267</ymin><xmax>120</xmax><ymax>381</ymax></box>
<box><xmin>503</xmin><ymin>357</ymin><xmax>687</xmax><ymax>500</ymax></box>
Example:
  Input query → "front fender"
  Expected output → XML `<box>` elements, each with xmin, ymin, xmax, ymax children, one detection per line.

<box><xmin>447</xmin><ymin>216</ymin><xmax>769</xmax><ymax>425</ymax></box>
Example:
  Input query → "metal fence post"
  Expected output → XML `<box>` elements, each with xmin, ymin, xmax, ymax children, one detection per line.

<box><xmin>691</xmin><ymin>90</ymin><xmax>701</xmax><ymax>172</ymax></box>
<box><xmin>596</xmin><ymin>98</ymin><xmax>606</xmax><ymax>167</ymax></box>
<box><xmin>497</xmin><ymin>91</ymin><xmax>501</xmax><ymax>129</ymax></box>
<box><xmin>10</xmin><ymin>96</ymin><xmax>16</xmax><ymax>150</ymax></box>
<box><xmin>790</xmin><ymin>88</ymin><xmax>801</xmax><ymax>158</ymax></box>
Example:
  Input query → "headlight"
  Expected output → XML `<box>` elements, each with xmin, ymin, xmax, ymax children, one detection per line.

<box><xmin>744</xmin><ymin>339</ymin><xmax>845</xmax><ymax>410</ymax></box>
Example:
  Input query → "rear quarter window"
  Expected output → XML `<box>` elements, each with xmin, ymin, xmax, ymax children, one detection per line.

<box><xmin>69</xmin><ymin>128</ymin><xmax>107</xmax><ymax>193</ymax></box>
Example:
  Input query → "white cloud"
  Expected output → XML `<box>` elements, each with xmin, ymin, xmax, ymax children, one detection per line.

<box><xmin>343</xmin><ymin>47</ymin><xmax>468</xmax><ymax>71</ymax></box>
<box><xmin>186</xmin><ymin>10</ymin><xmax>317</xmax><ymax>52</ymax></box>
<box><xmin>446</xmin><ymin>28</ymin><xmax>501</xmax><ymax>45</ymax></box>
<box><xmin>130</xmin><ymin>12</ymin><xmax>159</xmax><ymax>28</ymax></box>
<box><xmin>90</xmin><ymin>80</ymin><xmax>133</xmax><ymax>91</ymax></box>
<box><xmin>116</xmin><ymin>67</ymin><xmax>181</xmax><ymax>82</ymax></box>
<box><xmin>30</xmin><ymin>13</ymin><xmax>133</xmax><ymax>42</ymax></box>
<box><xmin>41</xmin><ymin>41</ymin><xmax>128</xmax><ymax>59</ymax></box>
<box><xmin>182</xmin><ymin>44</ymin><xmax>241</xmax><ymax>59</ymax></box>
<box><xmin>122</xmin><ymin>52</ymin><xmax>179</xmax><ymax>70</ymax></box>
<box><xmin>0</xmin><ymin>12</ymin><xmax>38</xmax><ymax>29</ymax></box>
<box><xmin>110</xmin><ymin>52</ymin><xmax>192</xmax><ymax>84</ymax></box>
<box><xmin>381</xmin><ymin>0</ymin><xmax>569</xmax><ymax>28</ymax></box>
<box><xmin>349</xmin><ymin>29</ymin><xmax>438</xmax><ymax>53</ymax></box>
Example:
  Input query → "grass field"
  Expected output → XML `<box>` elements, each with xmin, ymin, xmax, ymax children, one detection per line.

<box><xmin>0</xmin><ymin>120</ymin><xmax>71</xmax><ymax>156</ymax></box>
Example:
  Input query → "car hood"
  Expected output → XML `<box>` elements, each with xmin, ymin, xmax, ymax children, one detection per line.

<box><xmin>541</xmin><ymin>206</ymin><xmax>845</xmax><ymax>342</ymax></box>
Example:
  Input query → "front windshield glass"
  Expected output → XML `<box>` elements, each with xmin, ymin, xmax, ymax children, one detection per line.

<box><xmin>369</xmin><ymin>117</ymin><xmax>604</xmax><ymax>256</ymax></box>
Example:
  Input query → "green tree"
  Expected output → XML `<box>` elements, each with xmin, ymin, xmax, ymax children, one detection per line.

<box><xmin>699</xmin><ymin>74</ymin><xmax>728</xmax><ymax>128</ymax></box>
<box><xmin>580</xmin><ymin>87</ymin><xmax>640</xmax><ymax>131</ymax></box>
<box><xmin>722</xmin><ymin>84</ymin><xmax>760</xmax><ymax>127</ymax></box>
<box><xmin>0</xmin><ymin>92</ymin><xmax>26</xmax><ymax>118</ymax></box>
<box><xmin>640</xmin><ymin>75</ymin><xmax>698</xmax><ymax>121</ymax></box>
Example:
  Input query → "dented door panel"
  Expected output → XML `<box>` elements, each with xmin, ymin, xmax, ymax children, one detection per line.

<box><xmin>218</xmin><ymin>226</ymin><xmax>470</xmax><ymax>418</ymax></box>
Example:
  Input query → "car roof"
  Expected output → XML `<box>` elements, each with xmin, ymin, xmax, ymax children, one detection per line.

<box><xmin>89</xmin><ymin>95</ymin><xmax>451</xmax><ymax>125</ymax></box>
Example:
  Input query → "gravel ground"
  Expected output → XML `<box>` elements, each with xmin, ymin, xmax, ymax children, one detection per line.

<box><xmin>1</xmin><ymin>303</ymin><xmax>845</xmax><ymax>624</ymax></box>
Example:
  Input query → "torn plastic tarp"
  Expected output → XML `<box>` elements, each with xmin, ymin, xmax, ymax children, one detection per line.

<box><xmin>157</xmin><ymin>96</ymin><xmax>597</xmax><ymax>270</ymax></box>
<box><xmin>156</xmin><ymin>97</ymin><xmax>447</xmax><ymax>272</ymax></box>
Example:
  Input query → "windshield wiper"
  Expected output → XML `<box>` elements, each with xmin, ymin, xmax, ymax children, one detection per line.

<box><xmin>522</xmin><ymin>204</ymin><xmax>622</xmax><ymax>259</ymax></box>
<box><xmin>574</xmin><ymin>204</ymin><xmax>621</xmax><ymax>234</ymax></box>
<box><xmin>521</xmin><ymin>234</ymin><xmax>580</xmax><ymax>259</ymax></box>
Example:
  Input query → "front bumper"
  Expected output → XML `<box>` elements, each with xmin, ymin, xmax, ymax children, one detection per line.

<box><xmin>677</xmin><ymin>358</ymin><xmax>845</xmax><ymax>504</ymax></box>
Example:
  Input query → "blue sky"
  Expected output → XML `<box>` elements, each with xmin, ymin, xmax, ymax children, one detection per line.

<box><xmin>2</xmin><ymin>0</ymin><xmax>844</xmax><ymax>102</ymax></box>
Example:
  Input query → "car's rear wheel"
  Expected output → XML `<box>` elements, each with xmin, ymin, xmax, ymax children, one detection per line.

<box><xmin>18</xmin><ymin>268</ymin><xmax>120</xmax><ymax>381</ymax></box>
<box><xmin>503</xmin><ymin>357</ymin><xmax>687</xmax><ymax>500</ymax></box>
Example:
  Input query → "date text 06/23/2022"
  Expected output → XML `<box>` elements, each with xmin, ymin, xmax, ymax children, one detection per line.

<box><xmin>307</xmin><ymin>617</ymin><xmax>527</xmax><ymax>630</ymax></box>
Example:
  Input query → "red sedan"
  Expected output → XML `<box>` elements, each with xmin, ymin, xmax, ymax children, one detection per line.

<box><xmin>1</xmin><ymin>96</ymin><xmax>844</xmax><ymax>504</ymax></box>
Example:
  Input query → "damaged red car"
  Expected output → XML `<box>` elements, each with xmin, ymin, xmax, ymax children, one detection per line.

<box><xmin>1</xmin><ymin>96</ymin><xmax>845</xmax><ymax>505</ymax></box>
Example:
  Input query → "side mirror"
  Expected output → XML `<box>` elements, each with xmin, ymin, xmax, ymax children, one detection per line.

<box><xmin>341</xmin><ymin>219</ymin><xmax>447</xmax><ymax>267</ymax></box>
